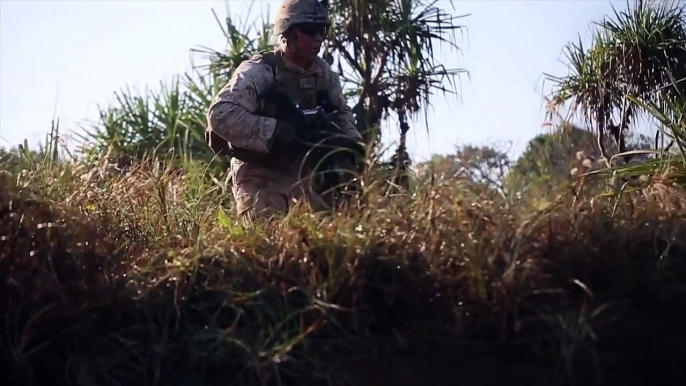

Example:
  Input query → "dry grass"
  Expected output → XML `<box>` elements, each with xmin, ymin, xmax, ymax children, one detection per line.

<box><xmin>2</xmin><ymin>154</ymin><xmax>686</xmax><ymax>386</ymax></box>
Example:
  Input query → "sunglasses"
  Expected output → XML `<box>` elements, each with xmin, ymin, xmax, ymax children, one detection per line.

<box><xmin>296</xmin><ymin>24</ymin><xmax>328</xmax><ymax>37</ymax></box>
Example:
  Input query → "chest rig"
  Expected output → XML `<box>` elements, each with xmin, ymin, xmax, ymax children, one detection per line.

<box><xmin>206</xmin><ymin>49</ymin><xmax>334</xmax><ymax>167</ymax></box>
<box><xmin>256</xmin><ymin>49</ymin><xmax>330</xmax><ymax>110</ymax></box>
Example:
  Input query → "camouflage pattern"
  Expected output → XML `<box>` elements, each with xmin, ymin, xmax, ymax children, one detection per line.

<box><xmin>274</xmin><ymin>0</ymin><xmax>331</xmax><ymax>35</ymax></box>
<box><xmin>206</xmin><ymin>46</ymin><xmax>361</xmax><ymax>219</ymax></box>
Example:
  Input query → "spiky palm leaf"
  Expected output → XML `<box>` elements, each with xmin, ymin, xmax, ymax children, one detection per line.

<box><xmin>190</xmin><ymin>7</ymin><xmax>275</xmax><ymax>85</ymax></box>
<box><xmin>81</xmin><ymin>78</ymin><xmax>215</xmax><ymax>165</ymax></box>
<box><xmin>327</xmin><ymin>0</ymin><xmax>468</xmax><ymax>187</ymax></box>
<box><xmin>545</xmin><ymin>0</ymin><xmax>686</xmax><ymax>164</ymax></box>
<box><xmin>79</xmin><ymin>7</ymin><xmax>274</xmax><ymax>177</ymax></box>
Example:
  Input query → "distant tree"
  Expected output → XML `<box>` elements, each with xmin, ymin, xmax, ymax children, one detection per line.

<box><xmin>544</xmin><ymin>0</ymin><xmax>686</xmax><ymax>164</ymax></box>
<box><xmin>506</xmin><ymin>123</ymin><xmax>603</xmax><ymax>194</ymax></box>
<box><xmin>453</xmin><ymin>144</ymin><xmax>510</xmax><ymax>194</ymax></box>
<box><xmin>413</xmin><ymin>153</ymin><xmax>462</xmax><ymax>183</ymax></box>
<box><xmin>413</xmin><ymin>142</ymin><xmax>511</xmax><ymax>196</ymax></box>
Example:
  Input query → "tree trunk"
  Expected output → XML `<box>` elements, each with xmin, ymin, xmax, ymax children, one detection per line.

<box><xmin>392</xmin><ymin>111</ymin><xmax>411</xmax><ymax>190</ymax></box>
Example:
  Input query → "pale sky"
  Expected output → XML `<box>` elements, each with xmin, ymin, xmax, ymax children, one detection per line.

<box><xmin>0</xmin><ymin>0</ymin><xmax>633</xmax><ymax>163</ymax></box>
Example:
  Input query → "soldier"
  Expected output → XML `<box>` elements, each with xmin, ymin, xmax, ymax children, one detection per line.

<box><xmin>205</xmin><ymin>0</ymin><xmax>362</xmax><ymax>221</ymax></box>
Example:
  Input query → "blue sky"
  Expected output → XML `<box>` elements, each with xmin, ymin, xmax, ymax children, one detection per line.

<box><xmin>0</xmin><ymin>0</ymin><xmax>633</xmax><ymax>163</ymax></box>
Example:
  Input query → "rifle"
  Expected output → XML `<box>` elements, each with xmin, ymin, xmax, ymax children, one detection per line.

<box><xmin>257</xmin><ymin>82</ymin><xmax>366</xmax><ymax>205</ymax></box>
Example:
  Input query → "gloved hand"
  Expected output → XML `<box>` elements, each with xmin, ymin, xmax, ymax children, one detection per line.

<box><xmin>307</xmin><ymin>108</ymin><xmax>329</xmax><ymax>128</ymax></box>
<box><xmin>273</xmin><ymin>121</ymin><xmax>298</xmax><ymax>145</ymax></box>
<box><xmin>259</xmin><ymin>99</ymin><xmax>287</xmax><ymax>121</ymax></box>
<box><xmin>266</xmin><ymin>120</ymin><xmax>300</xmax><ymax>154</ymax></box>
<box><xmin>257</xmin><ymin>86</ymin><xmax>308</xmax><ymax>126</ymax></box>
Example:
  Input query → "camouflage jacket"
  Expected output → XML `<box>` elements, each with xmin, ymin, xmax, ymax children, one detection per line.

<box><xmin>206</xmin><ymin>47</ymin><xmax>361</xmax><ymax>158</ymax></box>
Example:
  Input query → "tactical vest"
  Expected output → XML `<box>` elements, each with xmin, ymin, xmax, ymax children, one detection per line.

<box><xmin>205</xmin><ymin>49</ymin><xmax>332</xmax><ymax>166</ymax></box>
<box><xmin>256</xmin><ymin>49</ymin><xmax>330</xmax><ymax>110</ymax></box>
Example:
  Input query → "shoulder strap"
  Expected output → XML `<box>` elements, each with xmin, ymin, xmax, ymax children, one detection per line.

<box><xmin>254</xmin><ymin>49</ymin><xmax>279</xmax><ymax>80</ymax></box>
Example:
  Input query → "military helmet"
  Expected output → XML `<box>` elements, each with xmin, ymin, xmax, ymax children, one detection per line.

<box><xmin>273</xmin><ymin>0</ymin><xmax>331</xmax><ymax>35</ymax></box>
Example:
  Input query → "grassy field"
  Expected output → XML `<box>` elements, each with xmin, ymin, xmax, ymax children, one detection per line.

<box><xmin>2</xmin><ymin>147</ymin><xmax>686</xmax><ymax>386</ymax></box>
<box><xmin>3</xmin><ymin>0</ymin><xmax>686</xmax><ymax>384</ymax></box>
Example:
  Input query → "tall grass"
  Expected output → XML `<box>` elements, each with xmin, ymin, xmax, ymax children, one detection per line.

<box><xmin>2</xmin><ymin>136</ymin><xmax>686</xmax><ymax>386</ymax></box>
<box><xmin>3</xmin><ymin>1</ymin><xmax>686</xmax><ymax>385</ymax></box>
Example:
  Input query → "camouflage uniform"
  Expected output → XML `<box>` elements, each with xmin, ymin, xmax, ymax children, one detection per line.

<box><xmin>205</xmin><ymin>0</ymin><xmax>361</xmax><ymax>219</ymax></box>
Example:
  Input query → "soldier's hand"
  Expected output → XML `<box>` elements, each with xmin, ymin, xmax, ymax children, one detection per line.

<box><xmin>257</xmin><ymin>85</ymin><xmax>307</xmax><ymax>125</ymax></box>
<box><xmin>258</xmin><ymin>100</ymin><xmax>280</xmax><ymax>119</ymax></box>
<box><xmin>271</xmin><ymin>121</ymin><xmax>298</xmax><ymax>146</ymax></box>
<box><xmin>306</xmin><ymin>109</ymin><xmax>329</xmax><ymax>129</ymax></box>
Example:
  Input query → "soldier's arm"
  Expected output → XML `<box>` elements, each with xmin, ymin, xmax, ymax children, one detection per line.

<box><xmin>206</xmin><ymin>60</ymin><xmax>279</xmax><ymax>153</ymax></box>
<box><xmin>325</xmin><ymin>71</ymin><xmax>362</xmax><ymax>141</ymax></box>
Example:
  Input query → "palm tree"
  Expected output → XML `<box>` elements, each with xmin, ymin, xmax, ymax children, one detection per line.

<box><xmin>324</xmin><ymin>0</ymin><xmax>469</xmax><ymax>187</ymax></box>
<box><xmin>544</xmin><ymin>0</ymin><xmax>686</xmax><ymax>166</ymax></box>
<box><xmin>80</xmin><ymin>8</ymin><xmax>272</xmax><ymax>176</ymax></box>
<box><xmin>190</xmin><ymin>7</ymin><xmax>275</xmax><ymax>86</ymax></box>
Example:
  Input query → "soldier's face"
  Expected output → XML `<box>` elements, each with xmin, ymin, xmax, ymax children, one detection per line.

<box><xmin>293</xmin><ymin>23</ymin><xmax>326</xmax><ymax>60</ymax></box>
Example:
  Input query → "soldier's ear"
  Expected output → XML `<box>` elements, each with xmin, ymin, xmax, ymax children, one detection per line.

<box><xmin>283</xmin><ymin>28</ymin><xmax>298</xmax><ymax>45</ymax></box>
